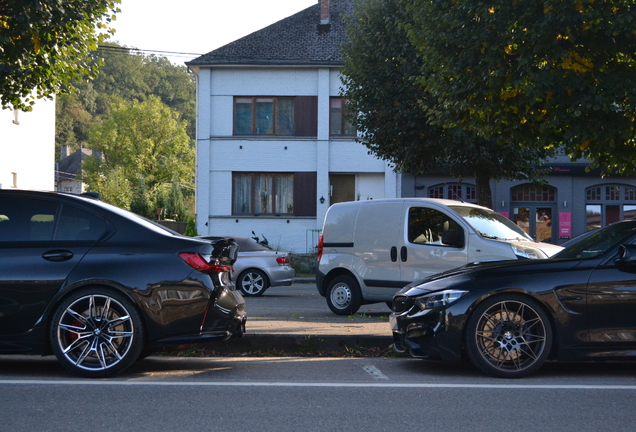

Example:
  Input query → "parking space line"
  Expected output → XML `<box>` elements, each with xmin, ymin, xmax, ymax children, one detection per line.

<box><xmin>363</xmin><ymin>365</ymin><xmax>389</xmax><ymax>380</ymax></box>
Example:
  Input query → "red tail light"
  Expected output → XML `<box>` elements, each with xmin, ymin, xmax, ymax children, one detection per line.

<box><xmin>317</xmin><ymin>234</ymin><xmax>324</xmax><ymax>261</ymax></box>
<box><xmin>179</xmin><ymin>252</ymin><xmax>231</xmax><ymax>273</ymax></box>
<box><xmin>276</xmin><ymin>256</ymin><xmax>290</xmax><ymax>266</ymax></box>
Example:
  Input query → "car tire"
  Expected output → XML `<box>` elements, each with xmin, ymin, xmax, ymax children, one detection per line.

<box><xmin>49</xmin><ymin>288</ymin><xmax>145</xmax><ymax>378</ymax></box>
<box><xmin>465</xmin><ymin>294</ymin><xmax>552</xmax><ymax>378</ymax></box>
<box><xmin>238</xmin><ymin>269</ymin><xmax>269</xmax><ymax>296</ymax></box>
<box><xmin>326</xmin><ymin>275</ymin><xmax>362</xmax><ymax>315</ymax></box>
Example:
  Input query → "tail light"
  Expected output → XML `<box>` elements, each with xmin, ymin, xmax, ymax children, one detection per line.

<box><xmin>276</xmin><ymin>256</ymin><xmax>290</xmax><ymax>266</ymax></box>
<box><xmin>179</xmin><ymin>252</ymin><xmax>231</xmax><ymax>274</ymax></box>
<box><xmin>317</xmin><ymin>234</ymin><xmax>324</xmax><ymax>261</ymax></box>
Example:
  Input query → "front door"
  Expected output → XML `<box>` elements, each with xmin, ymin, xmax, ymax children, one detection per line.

<box><xmin>399</xmin><ymin>205</ymin><xmax>469</xmax><ymax>283</ymax></box>
<box><xmin>330</xmin><ymin>174</ymin><xmax>355</xmax><ymax>205</ymax></box>
<box><xmin>512</xmin><ymin>206</ymin><xmax>557</xmax><ymax>243</ymax></box>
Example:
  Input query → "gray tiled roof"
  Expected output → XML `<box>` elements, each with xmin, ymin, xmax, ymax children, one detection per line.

<box><xmin>56</xmin><ymin>148</ymin><xmax>93</xmax><ymax>180</ymax></box>
<box><xmin>187</xmin><ymin>0</ymin><xmax>353</xmax><ymax>67</ymax></box>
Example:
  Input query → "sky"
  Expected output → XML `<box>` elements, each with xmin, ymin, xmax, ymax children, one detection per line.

<box><xmin>109</xmin><ymin>0</ymin><xmax>318</xmax><ymax>64</ymax></box>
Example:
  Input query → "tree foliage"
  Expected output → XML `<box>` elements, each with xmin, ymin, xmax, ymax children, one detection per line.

<box><xmin>82</xmin><ymin>96</ymin><xmax>195</xmax><ymax>220</ymax></box>
<box><xmin>341</xmin><ymin>0</ymin><xmax>549</xmax><ymax>207</ymax></box>
<box><xmin>0</xmin><ymin>0</ymin><xmax>120</xmax><ymax>110</ymax></box>
<box><xmin>403</xmin><ymin>0</ymin><xmax>636</xmax><ymax>174</ymax></box>
<box><xmin>56</xmin><ymin>43</ymin><xmax>196</xmax><ymax>155</ymax></box>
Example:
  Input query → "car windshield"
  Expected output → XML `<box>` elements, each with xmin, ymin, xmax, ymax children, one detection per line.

<box><xmin>449</xmin><ymin>205</ymin><xmax>534</xmax><ymax>242</ymax></box>
<box><xmin>553</xmin><ymin>220</ymin><xmax>636</xmax><ymax>260</ymax></box>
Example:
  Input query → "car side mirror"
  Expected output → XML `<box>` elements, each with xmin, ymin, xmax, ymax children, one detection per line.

<box><xmin>614</xmin><ymin>244</ymin><xmax>636</xmax><ymax>272</ymax></box>
<box><xmin>442</xmin><ymin>230</ymin><xmax>464</xmax><ymax>248</ymax></box>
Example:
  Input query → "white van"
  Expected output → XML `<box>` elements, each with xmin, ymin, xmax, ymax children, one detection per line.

<box><xmin>316</xmin><ymin>198</ymin><xmax>562</xmax><ymax>315</ymax></box>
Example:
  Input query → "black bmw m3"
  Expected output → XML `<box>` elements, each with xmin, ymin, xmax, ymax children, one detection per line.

<box><xmin>391</xmin><ymin>219</ymin><xmax>636</xmax><ymax>378</ymax></box>
<box><xmin>0</xmin><ymin>190</ymin><xmax>246</xmax><ymax>377</ymax></box>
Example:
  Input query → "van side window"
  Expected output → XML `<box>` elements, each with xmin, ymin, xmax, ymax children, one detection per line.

<box><xmin>408</xmin><ymin>207</ymin><xmax>463</xmax><ymax>247</ymax></box>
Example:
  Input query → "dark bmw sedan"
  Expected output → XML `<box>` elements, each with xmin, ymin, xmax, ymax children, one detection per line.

<box><xmin>391</xmin><ymin>219</ymin><xmax>636</xmax><ymax>378</ymax></box>
<box><xmin>0</xmin><ymin>190</ymin><xmax>246</xmax><ymax>377</ymax></box>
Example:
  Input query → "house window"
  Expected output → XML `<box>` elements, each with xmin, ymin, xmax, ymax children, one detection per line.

<box><xmin>586</xmin><ymin>184</ymin><xmax>636</xmax><ymax>231</ymax></box>
<box><xmin>233</xmin><ymin>172</ymin><xmax>317</xmax><ymax>216</ymax></box>
<box><xmin>428</xmin><ymin>183</ymin><xmax>477</xmax><ymax>203</ymax></box>
<box><xmin>234</xmin><ymin>97</ymin><xmax>293</xmax><ymax>135</ymax></box>
<box><xmin>330</xmin><ymin>98</ymin><xmax>356</xmax><ymax>136</ymax></box>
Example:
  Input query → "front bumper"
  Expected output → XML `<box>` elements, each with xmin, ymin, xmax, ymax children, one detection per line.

<box><xmin>390</xmin><ymin>308</ymin><xmax>463</xmax><ymax>362</ymax></box>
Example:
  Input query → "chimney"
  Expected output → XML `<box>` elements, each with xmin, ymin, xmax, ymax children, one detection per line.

<box><xmin>60</xmin><ymin>145</ymin><xmax>69</xmax><ymax>160</ymax></box>
<box><xmin>320</xmin><ymin>0</ymin><xmax>330</xmax><ymax>25</ymax></box>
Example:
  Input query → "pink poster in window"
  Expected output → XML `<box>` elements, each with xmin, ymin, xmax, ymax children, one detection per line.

<box><xmin>499</xmin><ymin>212</ymin><xmax>509</xmax><ymax>218</ymax></box>
<box><xmin>559</xmin><ymin>212</ymin><xmax>572</xmax><ymax>239</ymax></box>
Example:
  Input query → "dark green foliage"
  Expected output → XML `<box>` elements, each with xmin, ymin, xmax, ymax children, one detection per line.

<box><xmin>404</xmin><ymin>0</ymin><xmax>636</xmax><ymax>175</ymax></box>
<box><xmin>184</xmin><ymin>218</ymin><xmax>199</xmax><ymax>237</ymax></box>
<box><xmin>341</xmin><ymin>0</ymin><xmax>549</xmax><ymax>207</ymax></box>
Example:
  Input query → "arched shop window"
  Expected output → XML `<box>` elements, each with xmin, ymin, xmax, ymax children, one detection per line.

<box><xmin>428</xmin><ymin>183</ymin><xmax>477</xmax><ymax>203</ymax></box>
<box><xmin>585</xmin><ymin>185</ymin><xmax>636</xmax><ymax>231</ymax></box>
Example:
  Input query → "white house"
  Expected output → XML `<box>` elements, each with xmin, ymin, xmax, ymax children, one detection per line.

<box><xmin>0</xmin><ymin>98</ymin><xmax>56</xmax><ymax>191</ymax></box>
<box><xmin>187</xmin><ymin>0</ymin><xmax>398</xmax><ymax>253</ymax></box>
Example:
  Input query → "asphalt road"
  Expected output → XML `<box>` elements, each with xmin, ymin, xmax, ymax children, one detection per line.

<box><xmin>1</xmin><ymin>354</ymin><xmax>636</xmax><ymax>431</ymax></box>
<box><xmin>2</xmin><ymin>283</ymin><xmax>636</xmax><ymax>431</ymax></box>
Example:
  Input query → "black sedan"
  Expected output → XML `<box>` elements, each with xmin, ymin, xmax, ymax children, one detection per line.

<box><xmin>0</xmin><ymin>190</ymin><xmax>246</xmax><ymax>377</ymax></box>
<box><xmin>391</xmin><ymin>219</ymin><xmax>636</xmax><ymax>378</ymax></box>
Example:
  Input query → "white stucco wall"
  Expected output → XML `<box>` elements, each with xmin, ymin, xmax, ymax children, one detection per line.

<box><xmin>194</xmin><ymin>66</ymin><xmax>397</xmax><ymax>252</ymax></box>
<box><xmin>0</xmin><ymin>98</ymin><xmax>55</xmax><ymax>191</ymax></box>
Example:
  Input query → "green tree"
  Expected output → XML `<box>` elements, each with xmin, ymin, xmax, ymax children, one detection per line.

<box><xmin>0</xmin><ymin>0</ymin><xmax>120</xmax><ymax>110</ymax></box>
<box><xmin>404</xmin><ymin>0</ymin><xmax>636</xmax><ymax>174</ymax></box>
<box><xmin>56</xmin><ymin>43</ymin><xmax>196</xmax><ymax>155</ymax></box>
<box><xmin>83</xmin><ymin>96</ymin><xmax>195</xmax><ymax>214</ymax></box>
<box><xmin>341</xmin><ymin>0</ymin><xmax>548</xmax><ymax>207</ymax></box>
<box><xmin>130</xmin><ymin>176</ymin><xmax>153</xmax><ymax>219</ymax></box>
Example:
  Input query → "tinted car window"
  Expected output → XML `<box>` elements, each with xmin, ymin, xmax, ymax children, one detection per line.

<box><xmin>57</xmin><ymin>205</ymin><xmax>107</xmax><ymax>241</ymax></box>
<box><xmin>0</xmin><ymin>197</ymin><xmax>106</xmax><ymax>242</ymax></box>
<box><xmin>0</xmin><ymin>197</ymin><xmax>57</xmax><ymax>241</ymax></box>
<box><xmin>554</xmin><ymin>220</ymin><xmax>636</xmax><ymax>260</ymax></box>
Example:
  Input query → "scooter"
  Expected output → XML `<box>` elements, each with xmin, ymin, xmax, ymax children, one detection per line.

<box><xmin>251</xmin><ymin>230</ymin><xmax>269</xmax><ymax>246</ymax></box>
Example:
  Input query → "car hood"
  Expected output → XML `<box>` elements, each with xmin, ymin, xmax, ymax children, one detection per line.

<box><xmin>399</xmin><ymin>257</ymin><xmax>582</xmax><ymax>297</ymax></box>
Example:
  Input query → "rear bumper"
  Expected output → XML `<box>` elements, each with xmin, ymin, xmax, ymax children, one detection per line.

<box><xmin>268</xmin><ymin>266</ymin><xmax>296</xmax><ymax>287</ymax></box>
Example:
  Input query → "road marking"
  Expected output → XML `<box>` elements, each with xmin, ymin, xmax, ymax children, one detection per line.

<box><xmin>2</xmin><ymin>380</ymin><xmax>636</xmax><ymax>389</ymax></box>
<box><xmin>363</xmin><ymin>365</ymin><xmax>389</xmax><ymax>380</ymax></box>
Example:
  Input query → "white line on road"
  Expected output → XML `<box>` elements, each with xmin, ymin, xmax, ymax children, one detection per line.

<box><xmin>363</xmin><ymin>365</ymin><xmax>389</xmax><ymax>380</ymax></box>
<box><xmin>2</xmin><ymin>380</ymin><xmax>636</xmax><ymax>389</ymax></box>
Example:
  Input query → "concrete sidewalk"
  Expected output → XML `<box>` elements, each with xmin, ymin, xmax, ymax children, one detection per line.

<box><xmin>198</xmin><ymin>282</ymin><xmax>396</xmax><ymax>355</ymax></box>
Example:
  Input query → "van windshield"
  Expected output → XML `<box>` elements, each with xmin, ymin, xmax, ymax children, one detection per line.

<box><xmin>449</xmin><ymin>206</ymin><xmax>534</xmax><ymax>242</ymax></box>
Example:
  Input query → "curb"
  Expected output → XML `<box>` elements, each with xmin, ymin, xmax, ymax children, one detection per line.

<box><xmin>200</xmin><ymin>333</ymin><xmax>394</xmax><ymax>354</ymax></box>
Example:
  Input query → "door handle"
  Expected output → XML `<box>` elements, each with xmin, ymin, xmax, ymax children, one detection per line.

<box><xmin>400</xmin><ymin>246</ymin><xmax>407</xmax><ymax>262</ymax></box>
<box><xmin>42</xmin><ymin>250</ymin><xmax>74</xmax><ymax>262</ymax></box>
<box><xmin>390</xmin><ymin>246</ymin><xmax>397</xmax><ymax>262</ymax></box>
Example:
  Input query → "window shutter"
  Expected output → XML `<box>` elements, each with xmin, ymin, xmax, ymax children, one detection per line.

<box><xmin>294</xmin><ymin>172</ymin><xmax>317</xmax><ymax>216</ymax></box>
<box><xmin>295</xmin><ymin>97</ymin><xmax>318</xmax><ymax>137</ymax></box>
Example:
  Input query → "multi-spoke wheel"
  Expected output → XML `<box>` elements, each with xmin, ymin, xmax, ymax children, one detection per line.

<box><xmin>50</xmin><ymin>289</ymin><xmax>144</xmax><ymax>378</ymax></box>
<box><xmin>326</xmin><ymin>275</ymin><xmax>362</xmax><ymax>315</ymax></box>
<box><xmin>238</xmin><ymin>269</ymin><xmax>269</xmax><ymax>296</ymax></box>
<box><xmin>465</xmin><ymin>295</ymin><xmax>552</xmax><ymax>378</ymax></box>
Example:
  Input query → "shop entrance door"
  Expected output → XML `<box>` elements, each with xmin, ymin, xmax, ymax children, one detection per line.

<box><xmin>512</xmin><ymin>206</ymin><xmax>556</xmax><ymax>243</ymax></box>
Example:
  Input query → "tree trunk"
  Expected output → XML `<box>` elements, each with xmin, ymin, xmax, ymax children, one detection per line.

<box><xmin>474</xmin><ymin>169</ymin><xmax>493</xmax><ymax>209</ymax></box>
